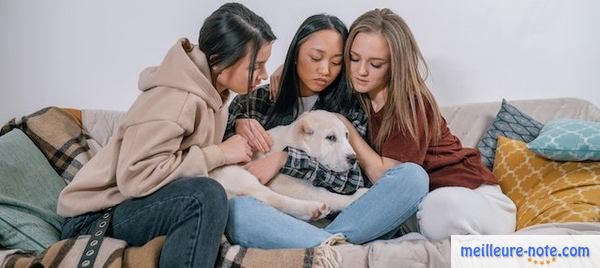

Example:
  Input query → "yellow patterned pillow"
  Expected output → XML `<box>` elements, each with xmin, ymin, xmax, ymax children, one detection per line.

<box><xmin>493</xmin><ymin>136</ymin><xmax>600</xmax><ymax>229</ymax></box>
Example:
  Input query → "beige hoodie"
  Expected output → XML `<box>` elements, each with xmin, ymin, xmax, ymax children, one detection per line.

<box><xmin>58</xmin><ymin>38</ymin><xmax>228</xmax><ymax>217</ymax></box>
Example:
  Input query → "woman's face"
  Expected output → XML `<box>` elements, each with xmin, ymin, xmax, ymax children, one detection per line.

<box><xmin>296</xmin><ymin>29</ymin><xmax>344</xmax><ymax>96</ymax></box>
<box><xmin>216</xmin><ymin>42</ymin><xmax>273</xmax><ymax>94</ymax></box>
<box><xmin>349</xmin><ymin>32</ymin><xmax>390</xmax><ymax>95</ymax></box>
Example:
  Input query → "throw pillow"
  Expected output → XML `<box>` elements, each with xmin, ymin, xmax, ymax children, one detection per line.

<box><xmin>0</xmin><ymin>129</ymin><xmax>66</xmax><ymax>252</ymax></box>
<box><xmin>493</xmin><ymin>136</ymin><xmax>600</xmax><ymax>230</ymax></box>
<box><xmin>477</xmin><ymin>99</ymin><xmax>544</xmax><ymax>169</ymax></box>
<box><xmin>527</xmin><ymin>119</ymin><xmax>600</xmax><ymax>161</ymax></box>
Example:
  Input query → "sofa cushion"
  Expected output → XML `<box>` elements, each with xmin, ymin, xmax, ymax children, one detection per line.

<box><xmin>493</xmin><ymin>136</ymin><xmax>600</xmax><ymax>230</ymax></box>
<box><xmin>477</xmin><ymin>99</ymin><xmax>544</xmax><ymax>169</ymax></box>
<box><xmin>0</xmin><ymin>129</ymin><xmax>66</xmax><ymax>252</ymax></box>
<box><xmin>527</xmin><ymin>119</ymin><xmax>600</xmax><ymax>161</ymax></box>
<box><xmin>0</xmin><ymin>107</ymin><xmax>94</xmax><ymax>184</ymax></box>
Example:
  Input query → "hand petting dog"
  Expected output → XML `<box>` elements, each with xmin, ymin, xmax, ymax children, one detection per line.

<box><xmin>235</xmin><ymin>118</ymin><xmax>273</xmax><ymax>153</ymax></box>
<box><xmin>245</xmin><ymin>151</ymin><xmax>287</xmax><ymax>185</ymax></box>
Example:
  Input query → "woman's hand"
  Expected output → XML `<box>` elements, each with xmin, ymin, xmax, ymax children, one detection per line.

<box><xmin>269</xmin><ymin>64</ymin><xmax>284</xmax><ymax>100</ymax></box>
<box><xmin>218</xmin><ymin>134</ymin><xmax>252</xmax><ymax>165</ymax></box>
<box><xmin>235</xmin><ymin>119</ymin><xmax>273</xmax><ymax>153</ymax></box>
<box><xmin>245</xmin><ymin>151</ymin><xmax>288</xmax><ymax>184</ymax></box>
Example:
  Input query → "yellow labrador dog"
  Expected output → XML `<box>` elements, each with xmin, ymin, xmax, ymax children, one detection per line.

<box><xmin>210</xmin><ymin>110</ymin><xmax>367</xmax><ymax>220</ymax></box>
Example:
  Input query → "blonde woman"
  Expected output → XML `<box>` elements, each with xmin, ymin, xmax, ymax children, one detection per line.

<box><xmin>338</xmin><ymin>8</ymin><xmax>517</xmax><ymax>240</ymax></box>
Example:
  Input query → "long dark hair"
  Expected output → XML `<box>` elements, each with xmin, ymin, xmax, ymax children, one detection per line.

<box><xmin>198</xmin><ymin>2</ymin><xmax>276</xmax><ymax>95</ymax></box>
<box><xmin>265</xmin><ymin>14</ymin><xmax>351</xmax><ymax>129</ymax></box>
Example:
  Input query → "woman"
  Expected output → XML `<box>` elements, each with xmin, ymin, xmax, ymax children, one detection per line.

<box><xmin>224</xmin><ymin>14</ymin><xmax>368</xmax><ymax>195</ymax></box>
<box><xmin>57</xmin><ymin>3</ymin><xmax>276</xmax><ymax>267</ymax></box>
<box><xmin>224</xmin><ymin>14</ymin><xmax>428</xmax><ymax>249</ymax></box>
<box><xmin>339</xmin><ymin>8</ymin><xmax>517</xmax><ymax>241</ymax></box>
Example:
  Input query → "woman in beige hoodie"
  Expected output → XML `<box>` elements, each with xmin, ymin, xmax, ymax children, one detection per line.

<box><xmin>57</xmin><ymin>3</ymin><xmax>276</xmax><ymax>268</ymax></box>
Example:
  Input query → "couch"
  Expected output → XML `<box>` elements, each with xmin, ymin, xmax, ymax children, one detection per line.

<box><xmin>1</xmin><ymin>97</ymin><xmax>599</xmax><ymax>268</ymax></box>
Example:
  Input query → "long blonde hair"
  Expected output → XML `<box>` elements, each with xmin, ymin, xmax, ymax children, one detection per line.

<box><xmin>345</xmin><ymin>8</ymin><xmax>442</xmax><ymax>152</ymax></box>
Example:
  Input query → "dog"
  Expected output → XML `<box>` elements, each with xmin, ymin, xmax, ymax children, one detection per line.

<box><xmin>210</xmin><ymin>110</ymin><xmax>367</xmax><ymax>221</ymax></box>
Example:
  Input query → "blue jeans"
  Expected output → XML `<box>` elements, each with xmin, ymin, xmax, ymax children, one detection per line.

<box><xmin>61</xmin><ymin>177</ymin><xmax>228</xmax><ymax>268</ymax></box>
<box><xmin>225</xmin><ymin>162</ymin><xmax>429</xmax><ymax>249</ymax></box>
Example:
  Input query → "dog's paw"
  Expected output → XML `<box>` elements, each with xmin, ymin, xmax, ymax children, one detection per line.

<box><xmin>310</xmin><ymin>202</ymin><xmax>331</xmax><ymax>220</ymax></box>
<box><xmin>293</xmin><ymin>201</ymin><xmax>331</xmax><ymax>221</ymax></box>
<box><xmin>287</xmin><ymin>200</ymin><xmax>331</xmax><ymax>221</ymax></box>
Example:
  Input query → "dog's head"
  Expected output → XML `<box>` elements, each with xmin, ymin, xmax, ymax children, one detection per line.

<box><xmin>293</xmin><ymin>110</ymin><xmax>357</xmax><ymax>172</ymax></box>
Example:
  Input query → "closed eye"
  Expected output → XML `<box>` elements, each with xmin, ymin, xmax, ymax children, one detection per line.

<box><xmin>326</xmin><ymin>135</ymin><xmax>337</xmax><ymax>142</ymax></box>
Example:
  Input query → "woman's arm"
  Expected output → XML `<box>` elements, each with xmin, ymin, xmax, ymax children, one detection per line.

<box><xmin>116</xmin><ymin>121</ymin><xmax>251</xmax><ymax>198</ymax></box>
<box><xmin>335</xmin><ymin>114</ymin><xmax>400</xmax><ymax>183</ymax></box>
<box><xmin>246</xmin><ymin>147</ymin><xmax>368</xmax><ymax>194</ymax></box>
<box><xmin>224</xmin><ymin>86</ymin><xmax>273</xmax><ymax>152</ymax></box>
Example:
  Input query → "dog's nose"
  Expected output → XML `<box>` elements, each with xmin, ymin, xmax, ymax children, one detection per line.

<box><xmin>346</xmin><ymin>154</ymin><xmax>357</xmax><ymax>164</ymax></box>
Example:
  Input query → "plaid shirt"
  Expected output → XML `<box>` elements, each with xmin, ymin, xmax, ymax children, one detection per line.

<box><xmin>225</xmin><ymin>85</ymin><xmax>370</xmax><ymax>194</ymax></box>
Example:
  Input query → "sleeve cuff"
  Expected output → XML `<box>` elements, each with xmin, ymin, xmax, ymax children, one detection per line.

<box><xmin>200</xmin><ymin>144</ymin><xmax>226</xmax><ymax>171</ymax></box>
<box><xmin>232</xmin><ymin>113</ymin><xmax>249</xmax><ymax>120</ymax></box>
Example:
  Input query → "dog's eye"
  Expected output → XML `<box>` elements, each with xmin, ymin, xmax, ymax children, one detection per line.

<box><xmin>326</xmin><ymin>135</ymin><xmax>337</xmax><ymax>142</ymax></box>
<box><xmin>346</xmin><ymin>132</ymin><xmax>349</xmax><ymax>138</ymax></box>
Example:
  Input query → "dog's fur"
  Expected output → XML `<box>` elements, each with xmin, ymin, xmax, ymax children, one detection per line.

<box><xmin>210</xmin><ymin>110</ymin><xmax>367</xmax><ymax>220</ymax></box>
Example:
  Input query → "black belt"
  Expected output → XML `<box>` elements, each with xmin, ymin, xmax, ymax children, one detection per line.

<box><xmin>77</xmin><ymin>207</ymin><xmax>113</xmax><ymax>268</ymax></box>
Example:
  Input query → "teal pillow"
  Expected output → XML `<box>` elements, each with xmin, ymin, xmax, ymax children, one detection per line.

<box><xmin>527</xmin><ymin>119</ymin><xmax>600</xmax><ymax>161</ymax></box>
<box><xmin>0</xmin><ymin>129</ymin><xmax>66</xmax><ymax>252</ymax></box>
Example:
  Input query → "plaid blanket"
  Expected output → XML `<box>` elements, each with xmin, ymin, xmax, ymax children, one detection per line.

<box><xmin>1</xmin><ymin>236</ymin><xmax>164</xmax><ymax>268</ymax></box>
<box><xmin>0</xmin><ymin>107</ymin><xmax>93</xmax><ymax>184</ymax></box>
<box><xmin>217</xmin><ymin>236</ymin><xmax>341</xmax><ymax>268</ymax></box>
<box><xmin>1</xmin><ymin>235</ymin><xmax>338</xmax><ymax>268</ymax></box>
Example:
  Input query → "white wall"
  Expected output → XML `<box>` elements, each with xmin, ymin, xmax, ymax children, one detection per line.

<box><xmin>1</xmin><ymin>0</ymin><xmax>599</xmax><ymax>122</ymax></box>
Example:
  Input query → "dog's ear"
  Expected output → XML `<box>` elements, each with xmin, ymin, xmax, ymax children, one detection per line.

<box><xmin>298</xmin><ymin>116</ymin><xmax>315</xmax><ymax>136</ymax></box>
